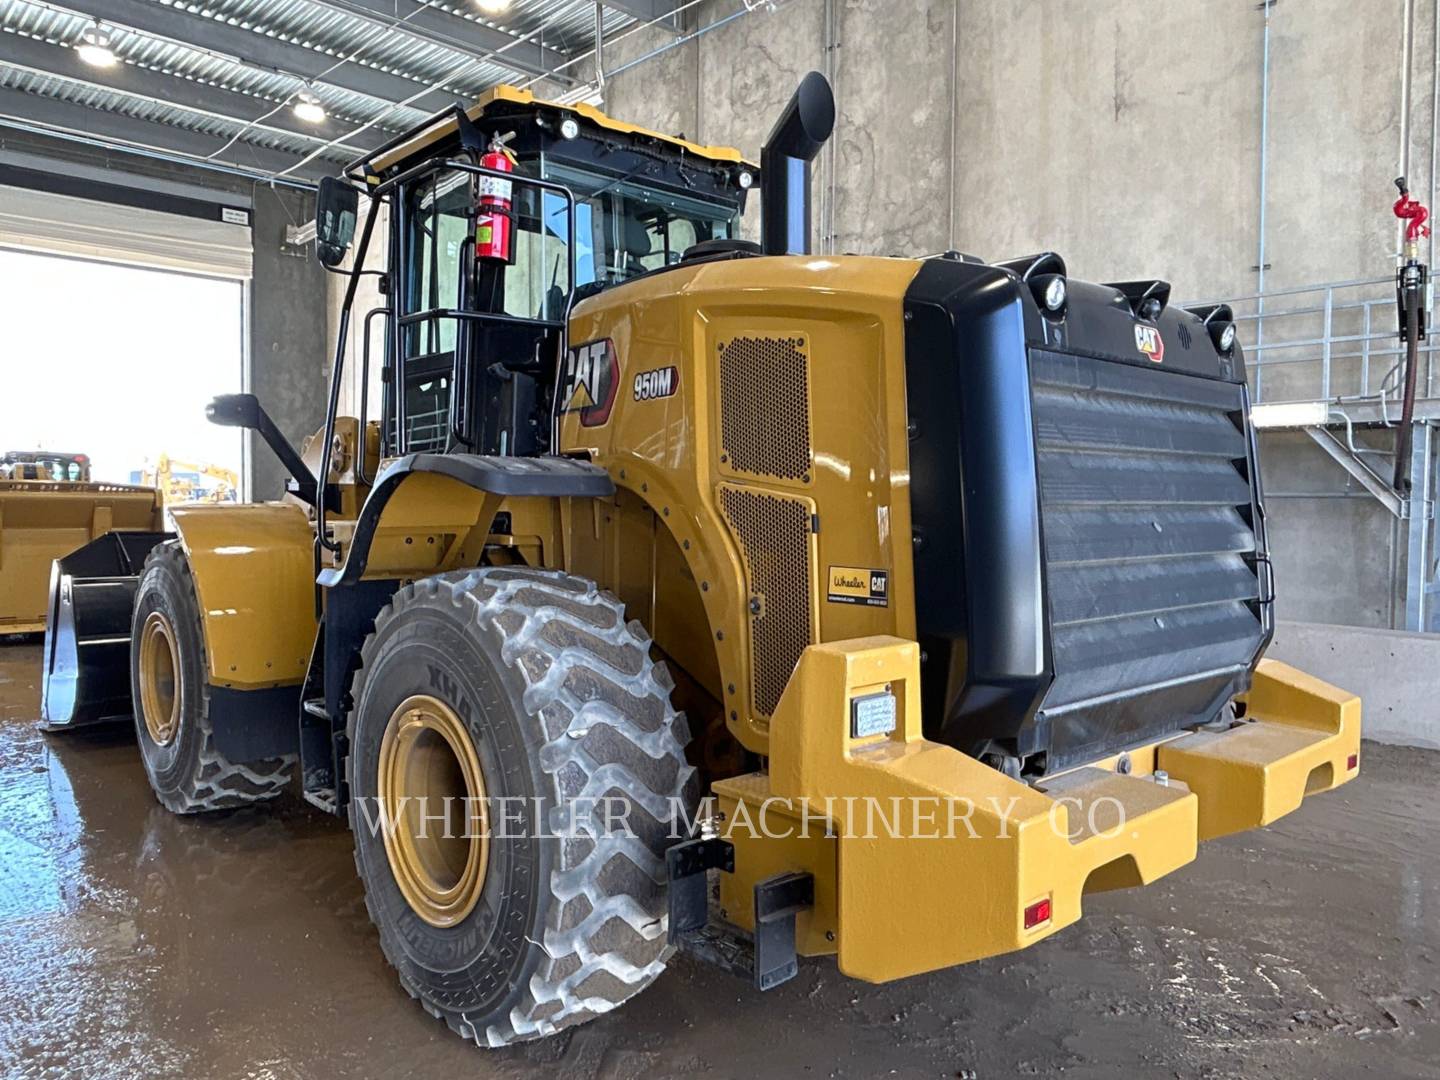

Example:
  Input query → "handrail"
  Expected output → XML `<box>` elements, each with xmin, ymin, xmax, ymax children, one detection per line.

<box><xmin>1193</xmin><ymin>276</ymin><xmax>1435</xmax><ymax>407</ymax></box>
<box><xmin>357</xmin><ymin>306</ymin><xmax>391</xmax><ymax>489</ymax></box>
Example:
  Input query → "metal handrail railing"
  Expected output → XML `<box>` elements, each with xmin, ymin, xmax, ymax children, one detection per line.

<box><xmin>1194</xmin><ymin>276</ymin><xmax>1436</xmax><ymax>406</ymax></box>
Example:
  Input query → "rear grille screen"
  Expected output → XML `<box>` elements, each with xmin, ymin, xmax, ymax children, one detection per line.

<box><xmin>718</xmin><ymin>334</ymin><xmax>812</xmax><ymax>481</ymax></box>
<box><xmin>1030</xmin><ymin>349</ymin><xmax>1262</xmax><ymax>762</ymax></box>
<box><xmin>720</xmin><ymin>485</ymin><xmax>814</xmax><ymax>717</ymax></box>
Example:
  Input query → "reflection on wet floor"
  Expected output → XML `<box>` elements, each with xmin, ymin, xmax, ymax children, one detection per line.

<box><xmin>1</xmin><ymin>639</ymin><xmax>1437</xmax><ymax>1080</ymax></box>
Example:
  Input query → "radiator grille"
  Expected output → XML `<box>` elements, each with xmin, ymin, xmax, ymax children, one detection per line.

<box><xmin>1030</xmin><ymin>349</ymin><xmax>1263</xmax><ymax>764</ymax></box>
<box><xmin>720</xmin><ymin>485</ymin><xmax>814</xmax><ymax>717</ymax></box>
<box><xmin>718</xmin><ymin>334</ymin><xmax>812</xmax><ymax>481</ymax></box>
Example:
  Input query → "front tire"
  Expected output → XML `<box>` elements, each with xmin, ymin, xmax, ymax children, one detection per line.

<box><xmin>347</xmin><ymin>567</ymin><xmax>696</xmax><ymax>1047</ymax></box>
<box><xmin>131</xmin><ymin>541</ymin><xmax>294</xmax><ymax>813</ymax></box>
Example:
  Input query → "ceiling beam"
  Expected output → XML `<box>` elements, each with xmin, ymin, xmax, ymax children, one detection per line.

<box><xmin>0</xmin><ymin>32</ymin><xmax>391</xmax><ymax>152</ymax></box>
<box><xmin>63</xmin><ymin>0</ymin><xmax>465</xmax><ymax>115</ymax></box>
<box><xmin>0</xmin><ymin>85</ymin><xmax>340</xmax><ymax>182</ymax></box>
<box><xmin>603</xmin><ymin>1</ymin><xmax>682</xmax><ymax>25</ymax></box>
<box><xmin>303</xmin><ymin>0</ymin><xmax>574</xmax><ymax>84</ymax></box>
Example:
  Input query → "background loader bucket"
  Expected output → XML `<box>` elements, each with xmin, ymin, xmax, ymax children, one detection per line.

<box><xmin>40</xmin><ymin>530</ymin><xmax>171</xmax><ymax>729</ymax></box>
<box><xmin>0</xmin><ymin>480</ymin><xmax>163</xmax><ymax>633</ymax></box>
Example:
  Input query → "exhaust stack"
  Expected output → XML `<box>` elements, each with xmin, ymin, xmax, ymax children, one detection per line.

<box><xmin>761</xmin><ymin>71</ymin><xmax>836</xmax><ymax>256</ymax></box>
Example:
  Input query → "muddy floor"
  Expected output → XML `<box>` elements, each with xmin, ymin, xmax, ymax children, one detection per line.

<box><xmin>0</xmin><ymin>640</ymin><xmax>1436</xmax><ymax>1079</ymax></box>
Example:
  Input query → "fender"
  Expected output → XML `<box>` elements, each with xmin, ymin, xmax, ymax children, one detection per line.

<box><xmin>169</xmin><ymin>503</ymin><xmax>317</xmax><ymax>690</ymax></box>
<box><xmin>318</xmin><ymin>453</ymin><xmax>614</xmax><ymax>586</ymax></box>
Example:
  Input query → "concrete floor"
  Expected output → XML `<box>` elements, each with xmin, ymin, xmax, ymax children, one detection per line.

<box><xmin>1</xmin><ymin>640</ymin><xmax>1437</xmax><ymax>1079</ymax></box>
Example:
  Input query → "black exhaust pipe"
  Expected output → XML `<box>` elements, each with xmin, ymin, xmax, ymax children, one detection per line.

<box><xmin>761</xmin><ymin>71</ymin><xmax>836</xmax><ymax>256</ymax></box>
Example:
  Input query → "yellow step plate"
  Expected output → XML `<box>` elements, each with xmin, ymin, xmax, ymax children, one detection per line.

<box><xmin>1158</xmin><ymin>658</ymin><xmax>1362</xmax><ymax>840</ymax></box>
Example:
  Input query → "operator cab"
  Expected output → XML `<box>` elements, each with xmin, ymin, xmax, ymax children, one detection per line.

<box><xmin>332</xmin><ymin>87</ymin><xmax>753</xmax><ymax>462</ymax></box>
<box><xmin>1</xmin><ymin>450</ymin><xmax>90</xmax><ymax>482</ymax></box>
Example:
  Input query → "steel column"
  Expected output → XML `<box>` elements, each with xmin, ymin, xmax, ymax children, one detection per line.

<box><xmin>1402</xmin><ymin>422</ymin><xmax>1434</xmax><ymax>630</ymax></box>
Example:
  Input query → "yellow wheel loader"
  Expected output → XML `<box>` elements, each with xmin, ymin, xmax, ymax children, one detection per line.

<box><xmin>1</xmin><ymin>449</ymin><xmax>163</xmax><ymax>636</ymax></box>
<box><xmin>41</xmin><ymin>74</ymin><xmax>1361</xmax><ymax>1045</ymax></box>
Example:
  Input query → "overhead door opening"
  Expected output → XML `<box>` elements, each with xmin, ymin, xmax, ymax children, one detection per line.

<box><xmin>0</xmin><ymin>245</ymin><xmax>246</xmax><ymax>501</ymax></box>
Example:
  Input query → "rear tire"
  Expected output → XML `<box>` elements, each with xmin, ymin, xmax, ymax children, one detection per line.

<box><xmin>347</xmin><ymin>567</ymin><xmax>696</xmax><ymax>1047</ymax></box>
<box><xmin>131</xmin><ymin>541</ymin><xmax>294</xmax><ymax>813</ymax></box>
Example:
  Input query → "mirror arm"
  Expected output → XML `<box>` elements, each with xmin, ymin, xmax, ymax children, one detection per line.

<box><xmin>253</xmin><ymin>408</ymin><xmax>323</xmax><ymax>507</ymax></box>
<box><xmin>207</xmin><ymin>393</ymin><xmax>322</xmax><ymax>507</ymax></box>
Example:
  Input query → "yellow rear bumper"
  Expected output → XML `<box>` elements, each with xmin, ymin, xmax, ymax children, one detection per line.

<box><xmin>713</xmin><ymin>639</ymin><xmax>1360</xmax><ymax>983</ymax></box>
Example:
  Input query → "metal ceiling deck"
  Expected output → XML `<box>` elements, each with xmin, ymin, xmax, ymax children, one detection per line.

<box><xmin>0</xmin><ymin>0</ymin><xmax>671</xmax><ymax>184</ymax></box>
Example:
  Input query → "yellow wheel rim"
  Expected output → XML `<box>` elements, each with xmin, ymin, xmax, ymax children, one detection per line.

<box><xmin>377</xmin><ymin>694</ymin><xmax>490</xmax><ymax>928</ymax></box>
<box><xmin>137</xmin><ymin>611</ymin><xmax>181</xmax><ymax>747</ymax></box>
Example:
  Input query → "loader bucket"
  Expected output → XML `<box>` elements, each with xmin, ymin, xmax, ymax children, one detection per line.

<box><xmin>40</xmin><ymin>530</ymin><xmax>172</xmax><ymax>730</ymax></box>
<box><xmin>0</xmin><ymin>480</ymin><xmax>163</xmax><ymax>633</ymax></box>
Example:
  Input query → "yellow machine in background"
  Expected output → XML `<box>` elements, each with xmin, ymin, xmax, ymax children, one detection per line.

<box><xmin>0</xmin><ymin>450</ymin><xmax>162</xmax><ymax>634</ymax></box>
<box><xmin>39</xmin><ymin>76</ymin><xmax>1361</xmax><ymax>1047</ymax></box>
<box><xmin>139</xmin><ymin>453</ymin><xmax>239</xmax><ymax>506</ymax></box>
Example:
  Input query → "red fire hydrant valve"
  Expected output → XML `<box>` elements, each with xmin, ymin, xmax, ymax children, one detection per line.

<box><xmin>1394</xmin><ymin>177</ymin><xmax>1430</xmax><ymax>243</ymax></box>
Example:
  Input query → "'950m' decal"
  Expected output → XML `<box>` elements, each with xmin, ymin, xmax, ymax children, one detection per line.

<box><xmin>633</xmin><ymin>366</ymin><xmax>678</xmax><ymax>402</ymax></box>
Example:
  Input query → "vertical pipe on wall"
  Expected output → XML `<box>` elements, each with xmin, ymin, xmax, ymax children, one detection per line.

<box><xmin>1254</xmin><ymin>0</ymin><xmax>1273</xmax><ymax>400</ymax></box>
<box><xmin>594</xmin><ymin>0</ymin><xmax>606</xmax><ymax>97</ymax></box>
<box><xmin>1430</xmin><ymin>0</ymin><xmax>1438</xmax><ymax>278</ymax></box>
<box><xmin>1400</xmin><ymin>0</ymin><xmax>1415</xmax><ymax>189</ymax></box>
<box><xmin>821</xmin><ymin>0</ymin><xmax>839</xmax><ymax>254</ymax></box>
<box><xmin>1429</xmin><ymin>0</ymin><xmax>1438</xmax><ymax>401</ymax></box>
<box><xmin>948</xmin><ymin>0</ymin><xmax>959</xmax><ymax>250</ymax></box>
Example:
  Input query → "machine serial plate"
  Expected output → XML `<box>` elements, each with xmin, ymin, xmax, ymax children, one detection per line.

<box><xmin>850</xmin><ymin>691</ymin><xmax>897</xmax><ymax>739</ymax></box>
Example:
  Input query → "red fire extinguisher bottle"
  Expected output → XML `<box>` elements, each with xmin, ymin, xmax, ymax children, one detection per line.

<box><xmin>475</xmin><ymin>137</ymin><xmax>514</xmax><ymax>262</ymax></box>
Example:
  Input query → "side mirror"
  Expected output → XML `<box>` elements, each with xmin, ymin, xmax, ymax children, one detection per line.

<box><xmin>206</xmin><ymin>393</ymin><xmax>262</xmax><ymax>428</ymax></box>
<box><xmin>315</xmin><ymin>176</ymin><xmax>359</xmax><ymax>268</ymax></box>
<box><xmin>205</xmin><ymin>393</ymin><xmax>323</xmax><ymax>509</ymax></box>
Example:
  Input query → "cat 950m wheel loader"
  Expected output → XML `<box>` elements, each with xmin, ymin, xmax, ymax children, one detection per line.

<box><xmin>40</xmin><ymin>73</ymin><xmax>1361</xmax><ymax>1046</ymax></box>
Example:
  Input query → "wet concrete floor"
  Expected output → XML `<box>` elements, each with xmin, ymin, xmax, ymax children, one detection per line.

<box><xmin>1</xmin><ymin>638</ymin><xmax>1437</xmax><ymax>1079</ymax></box>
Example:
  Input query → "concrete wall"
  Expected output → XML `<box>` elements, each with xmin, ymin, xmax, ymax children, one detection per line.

<box><xmin>1268</xmin><ymin>620</ymin><xmax>1440</xmax><ymax>748</ymax></box>
<box><xmin>601</xmin><ymin>0</ymin><xmax>1435</xmax><ymax>631</ymax></box>
<box><xmin>0</xmin><ymin>130</ymin><xmax>328</xmax><ymax>500</ymax></box>
<box><xmin>249</xmin><ymin>184</ymin><xmax>328</xmax><ymax>501</ymax></box>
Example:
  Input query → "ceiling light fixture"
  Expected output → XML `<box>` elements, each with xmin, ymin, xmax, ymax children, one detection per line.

<box><xmin>77</xmin><ymin>23</ymin><xmax>116</xmax><ymax>68</ymax></box>
<box><xmin>476</xmin><ymin>0</ymin><xmax>513</xmax><ymax>14</ymax></box>
<box><xmin>293</xmin><ymin>89</ymin><xmax>326</xmax><ymax>124</ymax></box>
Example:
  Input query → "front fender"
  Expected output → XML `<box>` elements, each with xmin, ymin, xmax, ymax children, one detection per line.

<box><xmin>170</xmin><ymin>503</ymin><xmax>316</xmax><ymax>689</ymax></box>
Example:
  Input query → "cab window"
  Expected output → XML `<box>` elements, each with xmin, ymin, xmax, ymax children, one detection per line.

<box><xmin>399</xmin><ymin>169</ymin><xmax>574</xmax><ymax>452</ymax></box>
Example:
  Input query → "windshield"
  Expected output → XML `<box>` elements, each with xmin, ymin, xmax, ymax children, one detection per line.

<box><xmin>541</xmin><ymin>163</ymin><xmax>738</xmax><ymax>289</ymax></box>
<box><xmin>3</xmin><ymin>453</ymin><xmax>85</xmax><ymax>480</ymax></box>
<box><xmin>391</xmin><ymin>162</ymin><xmax>739</xmax><ymax>455</ymax></box>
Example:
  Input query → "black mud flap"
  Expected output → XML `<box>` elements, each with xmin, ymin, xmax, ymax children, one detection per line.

<box><xmin>666</xmin><ymin>836</ymin><xmax>814</xmax><ymax>991</ymax></box>
<box><xmin>40</xmin><ymin>531</ymin><xmax>172</xmax><ymax>729</ymax></box>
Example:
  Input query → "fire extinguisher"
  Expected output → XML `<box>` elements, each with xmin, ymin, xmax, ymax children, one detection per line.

<box><xmin>475</xmin><ymin>136</ymin><xmax>515</xmax><ymax>262</ymax></box>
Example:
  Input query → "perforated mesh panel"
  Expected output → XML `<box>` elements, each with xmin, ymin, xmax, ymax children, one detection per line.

<box><xmin>720</xmin><ymin>486</ymin><xmax>814</xmax><ymax>717</ymax></box>
<box><xmin>718</xmin><ymin>334</ymin><xmax>812</xmax><ymax>481</ymax></box>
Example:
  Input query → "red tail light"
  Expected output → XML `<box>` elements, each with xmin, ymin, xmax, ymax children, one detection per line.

<box><xmin>1024</xmin><ymin>897</ymin><xmax>1052</xmax><ymax>930</ymax></box>
<box><xmin>1347</xmin><ymin>753</ymin><xmax>1359</xmax><ymax>771</ymax></box>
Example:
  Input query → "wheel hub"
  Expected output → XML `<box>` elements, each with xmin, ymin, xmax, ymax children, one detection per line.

<box><xmin>137</xmin><ymin>611</ymin><xmax>181</xmax><ymax>746</ymax></box>
<box><xmin>377</xmin><ymin>694</ymin><xmax>490</xmax><ymax>928</ymax></box>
